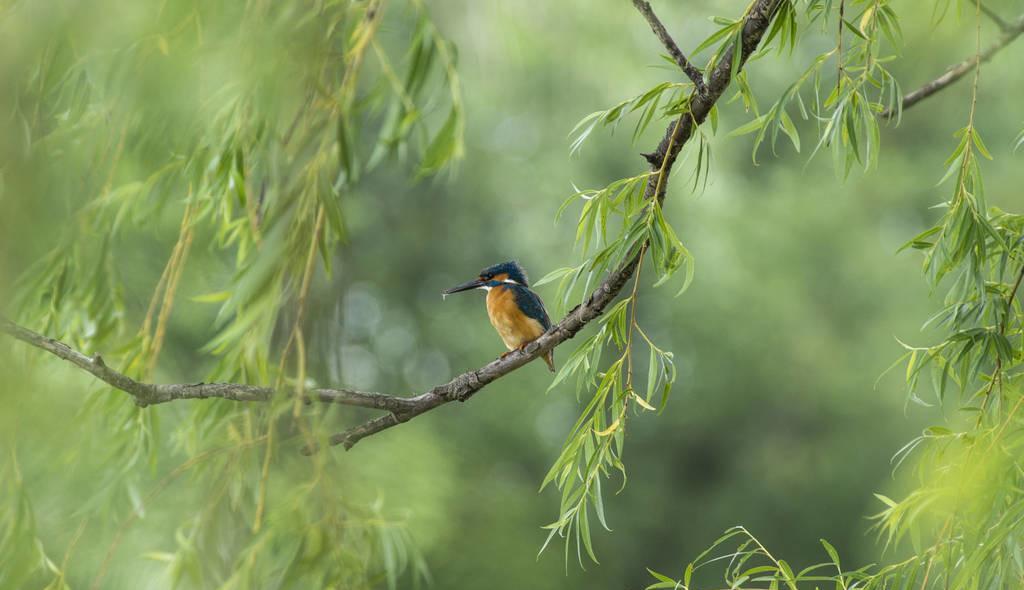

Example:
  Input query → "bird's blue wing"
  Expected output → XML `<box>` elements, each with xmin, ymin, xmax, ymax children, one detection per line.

<box><xmin>512</xmin><ymin>285</ymin><xmax>551</xmax><ymax>329</ymax></box>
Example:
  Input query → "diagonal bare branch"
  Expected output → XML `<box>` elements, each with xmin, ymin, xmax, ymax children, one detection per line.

<box><xmin>0</xmin><ymin>317</ymin><xmax>414</xmax><ymax>412</ymax></box>
<box><xmin>882</xmin><ymin>13</ymin><xmax>1024</xmax><ymax>119</ymax></box>
<box><xmin>1</xmin><ymin>0</ymin><xmax>784</xmax><ymax>453</ymax></box>
<box><xmin>632</xmin><ymin>0</ymin><xmax>707</xmax><ymax>93</ymax></box>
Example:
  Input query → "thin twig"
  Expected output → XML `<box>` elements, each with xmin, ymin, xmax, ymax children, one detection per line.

<box><xmin>999</xmin><ymin>264</ymin><xmax>1024</xmax><ymax>334</ymax></box>
<box><xmin>624</xmin><ymin>243</ymin><xmax>648</xmax><ymax>390</ymax></box>
<box><xmin>980</xmin><ymin>3</ymin><xmax>1012</xmax><ymax>31</ymax></box>
<box><xmin>978</xmin><ymin>264</ymin><xmax>1024</xmax><ymax>418</ymax></box>
<box><xmin>146</xmin><ymin>201</ymin><xmax>195</xmax><ymax>377</ymax></box>
<box><xmin>837</xmin><ymin>0</ymin><xmax>845</xmax><ymax>90</ymax></box>
<box><xmin>881</xmin><ymin>13</ymin><xmax>1024</xmax><ymax>118</ymax></box>
<box><xmin>632</xmin><ymin>0</ymin><xmax>707</xmax><ymax>93</ymax></box>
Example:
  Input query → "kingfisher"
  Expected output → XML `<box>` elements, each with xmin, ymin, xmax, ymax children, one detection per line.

<box><xmin>442</xmin><ymin>261</ymin><xmax>555</xmax><ymax>372</ymax></box>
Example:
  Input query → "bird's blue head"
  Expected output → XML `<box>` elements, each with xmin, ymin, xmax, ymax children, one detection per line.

<box><xmin>442</xmin><ymin>260</ymin><xmax>530</xmax><ymax>296</ymax></box>
<box><xmin>479</xmin><ymin>261</ymin><xmax>529</xmax><ymax>286</ymax></box>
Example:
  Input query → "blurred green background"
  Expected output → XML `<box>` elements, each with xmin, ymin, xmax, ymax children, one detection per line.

<box><xmin>2</xmin><ymin>0</ymin><xmax>1023</xmax><ymax>588</ymax></box>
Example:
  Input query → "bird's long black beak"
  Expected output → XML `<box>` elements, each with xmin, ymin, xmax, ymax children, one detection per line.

<box><xmin>442</xmin><ymin>278</ymin><xmax>485</xmax><ymax>296</ymax></box>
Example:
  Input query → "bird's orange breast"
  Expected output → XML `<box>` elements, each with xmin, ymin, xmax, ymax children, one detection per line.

<box><xmin>486</xmin><ymin>285</ymin><xmax>546</xmax><ymax>350</ymax></box>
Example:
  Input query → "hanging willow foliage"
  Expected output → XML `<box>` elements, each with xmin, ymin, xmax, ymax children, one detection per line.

<box><xmin>641</xmin><ymin>0</ymin><xmax>1024</xmax><ymax>588</ymax></box>
<box><xmin>2</xmin><ymin>0</ymin><xmax>460</xmax><ymax>587</ymax></box>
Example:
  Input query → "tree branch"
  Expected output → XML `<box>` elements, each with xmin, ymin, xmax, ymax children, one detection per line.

<box><xmin>981</xmin><ymin>3</ymin><xmax>1012</xmax><ymax>32</ymax></box>
<box><xmin>0</xmin><ymin>317</ymin><xmax>413</xmax><ymax>412</ymax></box>
<box><xmin>0</xmin><ymin>0</ymin><xmax>783</xmax><ymax>452</ymax></box>
<box><xmin>632</xmin><ymin>0</ymin><xmax>707</xmax><ymax>93</ymax></box>
<box><xmin>881</xmin><ymin>13</ymin><xmax>1024</xmax><ymax>119</ymax></box>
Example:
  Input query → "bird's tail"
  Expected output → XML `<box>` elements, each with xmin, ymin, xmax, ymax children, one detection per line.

<box><xmin>543</xmin><ymin>349</ymin><xmax>555</xmax><ymax>373</ymax></box>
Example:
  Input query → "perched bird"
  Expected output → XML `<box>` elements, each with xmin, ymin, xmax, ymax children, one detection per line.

<box><xmin>442</xmin><ymin>261</ymin><xmax>555</xmax><ymax>372</ymax></box>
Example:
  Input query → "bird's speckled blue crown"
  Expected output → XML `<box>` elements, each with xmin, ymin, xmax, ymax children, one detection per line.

<box><xmin>480</xmin><ymin>261</ymin><xmax>529</xmax><ymax>286</ymax></box>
